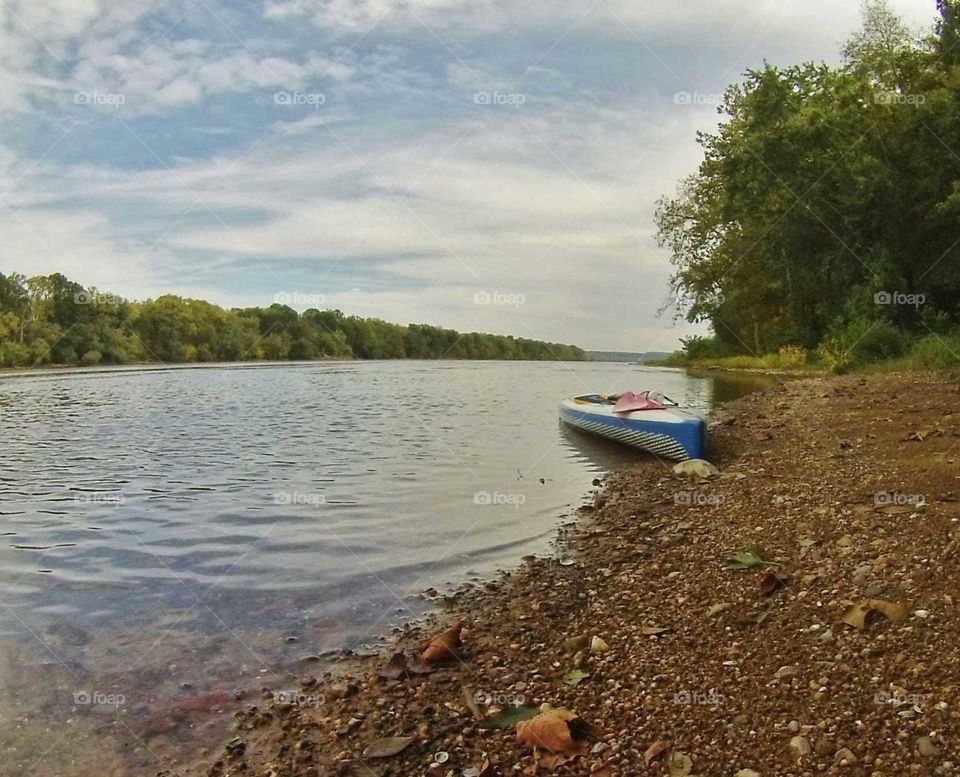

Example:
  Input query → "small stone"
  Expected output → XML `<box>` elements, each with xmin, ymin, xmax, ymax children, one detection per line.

<box><xmin>735</xmin><ymin>770</ymin><xmax>761</xmax><ymax>777</ymax></box>
<box><xmin>789</xmin><ymin>736</ymin><xmax>812</xmax><ymax>758</ymax></box>
<box><xmin>917</xmin><ymin>736</ymin><xmax>940</xmax><ymax>758</ymax></box>
<box><xmin>835</xmin><ymin>748</ymin><xmax>858</xmax><ymax>765</ymax></box>
<box><xmin>787</xmin><ymin>720</ymin><xmax>800</xmax><ymax>733</ymax></box>
<box><xmin>590</xmin><ymin>636</ymin><xmax>610</xmax><ymax>653</ymax></box>
<box><xmin>815</xmin><ymin>738</ymin><xmax>834</xmax><ymax>756</ymax></box>
<box><xmin>775</xmin><ymin>665</ymin><xmax>798</xmax><ymax>680</ymax></box>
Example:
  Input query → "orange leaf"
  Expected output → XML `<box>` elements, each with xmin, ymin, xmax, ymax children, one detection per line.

<box><xmin>421</xmin><ymin>621</ymin><xmax>464</xmax><ymax>663</ymax></box>
<box><xmin>841</xmin><ymin>599</ymin><xmax>907</xmax><ymax>630</ymax></box>
<box><xmin>644</xmin><ymin>739</ymin><xmax>671</xmax><ymax>765</ymax></box>
<box><xmin>516</xmin><ymin>708</ymin><xmax>580</xmax><ymax>753</ymax></box>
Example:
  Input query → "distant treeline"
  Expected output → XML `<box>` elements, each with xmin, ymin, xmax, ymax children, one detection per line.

<box><xmin>0</xmin><ymin>272</ymin><xmax>586</xmax><ymax>367</ymax></box>
<box><xmin>656</xmin><ymin>1</ymin><xmax>960</xmax><ymax>371</ymax></box>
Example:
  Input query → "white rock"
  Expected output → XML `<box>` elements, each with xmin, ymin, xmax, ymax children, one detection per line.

<box><xmin>672</xmin><ymin>459</ymin><xmax>719</xmax><ymax>479</ymax></box>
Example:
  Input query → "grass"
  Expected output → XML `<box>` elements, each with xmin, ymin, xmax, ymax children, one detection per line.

<box><xmin>652</xmin><ymin>334</ymin><xmax>960</xmax><ymax>378</ymax></box>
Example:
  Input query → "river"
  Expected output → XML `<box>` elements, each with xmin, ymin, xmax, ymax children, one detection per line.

<box><xmin>0</xmin><ymin>360</ymin><xmax>771</xmax><ymax>776</ymax></box>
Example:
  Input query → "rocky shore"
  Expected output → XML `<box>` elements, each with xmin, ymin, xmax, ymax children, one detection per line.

<box><xmin>187</xmin><ymin>373</ymin><xmax>960</xmax><ymax>777</ymax></box>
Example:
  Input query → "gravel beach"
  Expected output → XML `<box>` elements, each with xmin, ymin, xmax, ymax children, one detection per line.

<box><xmin>188</xmin><ymin>372</ymin><xmax>960</xmax><ymax>777</ymax></box>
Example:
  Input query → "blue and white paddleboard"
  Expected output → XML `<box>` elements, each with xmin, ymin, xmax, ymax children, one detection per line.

<box><xmin>559</xmin><ymin>395</ymin><xmax>705</xmax><ymax>460</ymax></box>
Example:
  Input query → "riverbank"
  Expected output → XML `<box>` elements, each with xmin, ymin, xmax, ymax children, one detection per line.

<box><xmin>188</xmin><ymin>372</ymin><xmax>959</xmax><ymax>777</ymax></box>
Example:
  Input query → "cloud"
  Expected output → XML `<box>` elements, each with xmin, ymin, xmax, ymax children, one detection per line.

<box><xmin>0</xmin><ymin>0</ymin><xmax>940</xmax><ymax>350</ymax></box>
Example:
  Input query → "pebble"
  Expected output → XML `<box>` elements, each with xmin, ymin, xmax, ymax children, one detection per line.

<box><xmin>835</xmin><ymin>747</ymin><xmax>858</xmax><ymax>765</ymax></box>
<box><xmin>788</xmin><ymin>736</ymin><xmax>812</xmax><ymax>758</ymax></box>
<box><xmin>917</xmin><ymin>736</ymin><xmax>940</xmax><ymax>758</ymax></box>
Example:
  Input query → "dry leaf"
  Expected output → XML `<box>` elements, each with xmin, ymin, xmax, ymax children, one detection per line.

<box><xmin>759</xmin><ymin>570</ymin><xmax>789</xmax><ymax>596</ymax></box>
<box><xmin>841</xmin><ymin>599</ymin><xmax>908</xmax><ymax>630</ymax></box>
<box><xmin>707</xmin><ymin>603</ymin><xmax>731</xmax><ymax>617</ymax></box>
<box><xmin>644</xmin><ymin>739</ymin><xmax>671</xmax><ymax>765</ymax></box>
<box><xmin>363</xmin><ymin>736</ymin><xmax>414</xmax><ymax>759</ymax></box>
<box><xmin>516</xmin><ymin>708</ymin><xmax>588</xmax><ymax>754</ymax></box>
<box><xmin>378</xmin><ymin>652</ymin><xmax>408</xmax><ymax>680</ymax></box>
<box><xmin>421</xmin><ymin>621</ymin><xmax>464</xmax><ymax>663</ymax></box>
<box><xmin>641</xmin><ymin>626</ymin><xmax>670</xmax><ymax>636</ymax></box>
<box><xmin>564</xmin><ymin>634</ymin><xmax>590</xmax><ymax>651</ymax></box>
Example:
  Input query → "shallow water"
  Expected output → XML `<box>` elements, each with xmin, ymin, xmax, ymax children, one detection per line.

<box><xmin>0</xmin><ymin>360</ymin><xmax>769</xmax><ymax>775</ymax></box>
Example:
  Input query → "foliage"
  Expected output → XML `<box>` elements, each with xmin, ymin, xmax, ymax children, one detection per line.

<box><xmin>0</xmin><ymin>272</ymin><xmax>586</xmax><ymax>368</ymax></box>
<box><xmin>655</xmin><ymin>2</ymin><xmax>960</xmax><ymax>361</ymax></box>
<box><xmin>909</xmin><ymin>332</ymin><xmax>960</xmax><ymax>369</ymax></box>
<box><xmin>776</xmin><ymin>345</ymin><xmax>808</xmax><ymax>368</ymax></box>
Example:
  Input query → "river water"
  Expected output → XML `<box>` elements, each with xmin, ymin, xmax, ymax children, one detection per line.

<box><xmin>0</xmin><ymin>360</ymin><xmax>770</xmax><ymax>776</ymax></box>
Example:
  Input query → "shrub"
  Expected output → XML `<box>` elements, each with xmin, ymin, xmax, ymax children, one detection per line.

<box><xmin>819</xmin><ymin>336</ymin><xmax>854</xmax><ymax>373</ymax></box>
<box><xmin>851</xmin><ymin>320</ymin><xmax>908</xmax><ymax>362</ymax></box>
<box><xmin>80</xmin><ymin>350</ymin><xmax>102</xmax><ymax>366</ymax></box>
<box><xmin>910</xmin><ymin>334</ymin><xmax>960</xmax><ymax>370</ymax></box>
<box><xmin>776</xmin><ymin>345</ymin><xmax>807</xmax><ymax>368</ymax></box>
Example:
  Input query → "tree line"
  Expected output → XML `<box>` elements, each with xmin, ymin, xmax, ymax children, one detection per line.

<box><xmin>0</xmin><ymin>272</ymin><xmax>586</xmax><ymax>367</ymax></box>
<box><xmin>656</xmin><ymin>0</ymin><xmax>960</xmax><ymax>368</ymax></box>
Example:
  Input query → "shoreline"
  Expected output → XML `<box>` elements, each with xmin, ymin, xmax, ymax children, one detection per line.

<box><xmin>186</xmin><ymin>372</ymin><xmax>959</xmax><ymax>777</ymax></box>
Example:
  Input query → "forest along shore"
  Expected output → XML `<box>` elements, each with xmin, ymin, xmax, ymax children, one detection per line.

<box><xmin>189</xmin><ymin>373</ymin><xmax>960</xmax><ymax>777</ymax></box>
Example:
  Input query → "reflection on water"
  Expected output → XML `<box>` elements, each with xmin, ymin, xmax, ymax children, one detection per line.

<box><xmin>0</xmin><ymin>361</ymin><xmax>767</xmax><ymax>776</ymax></box>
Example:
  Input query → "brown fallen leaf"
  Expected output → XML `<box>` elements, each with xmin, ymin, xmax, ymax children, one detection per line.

<box><xmin>841</xmin><ymin>599</ymin><xmax>908</xmax><ymax>630</ymax></box>
<box><xmin>407</xmin><ymin>654</ymin><xmax>437</xmax><ymax>675</ymax></box>
<box><xmin>363</xmin><ymin>736</ymin><xmax>415</xmax><ymax>759</ymax></box>
<box><xmin>421</xmin><ymin>621</ymin><xmax>464</xmax><ymax>663</ymax></box>
<box><xmin>564</xmin><ymin>634</ymin><xmax>590</xmax><ymax>651</ymax></box>
<box><xmin>759</xmin><ymin>570</ymin><xmax>790</xmax><ymax>596</ymax></box>
<box><xmin>378</xmin><ymin>652</ymin><xmax>409</xmax><ymax>680</ymax></box>
<box><xmin>644</xmin><ymin>739</ymin><xmax>671</xmax><ymax>765</ymax></box>
<box><xmin>641</xmin><ymin>626</ymin><xmax>671</xmax><ymax>636</ymax></box>
<box><xmin>516</xmin><ymin>708</ymin><xmax>590</xmax><ymax>754</ymax></box>
<box><xmin>539</xmin><ymin>752</ymin><xmax>579</xmax><ymax>770</ymax></box>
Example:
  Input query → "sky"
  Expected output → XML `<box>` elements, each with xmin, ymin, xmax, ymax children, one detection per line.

<box><xmin>0</xmin><ymin>0</ymin><xmax>940</xmax><ymax>352</ymax></box>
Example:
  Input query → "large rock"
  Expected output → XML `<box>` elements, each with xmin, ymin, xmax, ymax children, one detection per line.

<box><xmin>672</xmin><ymin>459</ymin><xmax>719</xmax><ymax>479</ymax></box>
